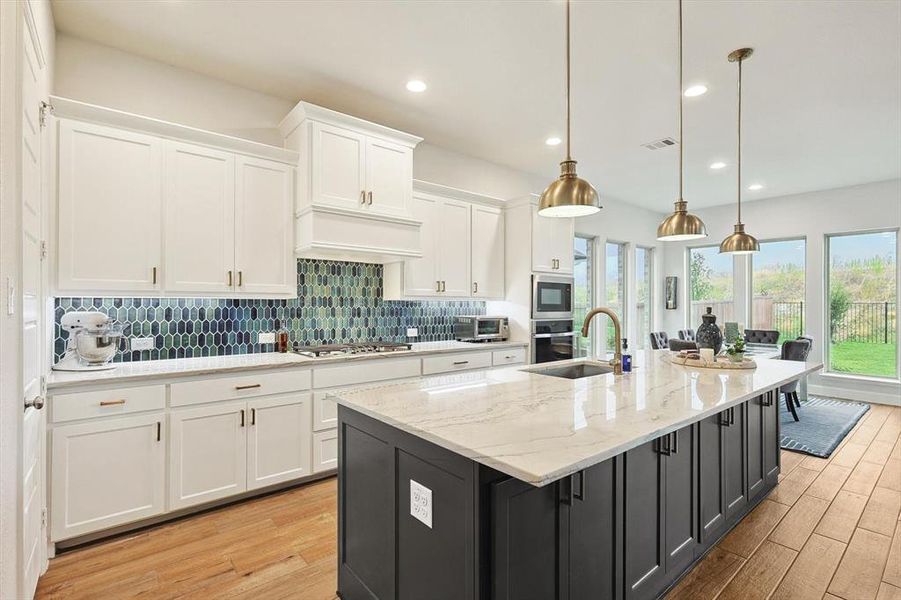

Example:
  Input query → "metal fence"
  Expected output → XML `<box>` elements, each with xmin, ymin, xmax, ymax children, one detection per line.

<box><xmin>831</xmin><ymin>301</ymin><xmax>897</xmax><ymax>344</ymax></box>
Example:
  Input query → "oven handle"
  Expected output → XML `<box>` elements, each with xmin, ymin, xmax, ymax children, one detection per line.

<box><xmin>532</xmin><ymin>332</ymin><xmax>577</xmax><ymax>339</ymax></box>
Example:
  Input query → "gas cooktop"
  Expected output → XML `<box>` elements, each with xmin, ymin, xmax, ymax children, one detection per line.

<box><xmin>292</xmin><ymin>341</ymin><xmax>413</xmax><ymax>358</ymax></box>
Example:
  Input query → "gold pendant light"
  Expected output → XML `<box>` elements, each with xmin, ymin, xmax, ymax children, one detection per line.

<box><xmin>657</xmin><ymin>0</ymin><xmax>707</xmax><ymax>241</ymax></box>
<box><xmin>719</xmin><ymin>47</ymin><xmax>760</xmax><ymax>254</ymax></box>
<box><xmin>538</xmin><ymin>0</ymin><xmax>601</xmax><ymax>218</ymax></box>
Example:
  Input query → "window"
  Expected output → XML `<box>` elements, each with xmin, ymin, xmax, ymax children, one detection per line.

<box><xmin>688</xmin><ymin>246</ymin><xmax>734</xmax><ymax>330</ymax></box>
<box><xmin>573</xmin><ymin>236</ymin><xmax>594</xmax><ymax>358</ymax></box>
<box><xmin>827</xmin><ymin>230</ymin><xmax>897</xmax><ymax>378</ymax></box>
<box><xmin>751</xmin><ymin>239</ymin><xmax>806</xmax><ymax>343</ymax></box>
<box><xmin>635</xmin><ymin>247</ymin><xmax>653</xmax><ymax>349</ymax></box>
<box><xmin>606</xmin><ymin>242</ymin><xmax>626</xmax><ymax>349</ymax></box>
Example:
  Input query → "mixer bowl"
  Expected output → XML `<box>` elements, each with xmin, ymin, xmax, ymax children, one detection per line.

<box><xmin>74</xmin><ymin>326</ymin><xmax>125</xmax><ymax>365</ymax></box>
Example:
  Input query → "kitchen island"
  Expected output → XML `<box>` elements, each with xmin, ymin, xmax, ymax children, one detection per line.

<box><xmin>333</xmin><ymin>350</ymin><xmax>822</xmax><ymax>600</ymax></box>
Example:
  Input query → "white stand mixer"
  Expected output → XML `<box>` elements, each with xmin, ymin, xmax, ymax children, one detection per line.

<box><xmin>52</xmin><ymin>311</ymin><xmax>125</xmax><ymax>372</ymax></box>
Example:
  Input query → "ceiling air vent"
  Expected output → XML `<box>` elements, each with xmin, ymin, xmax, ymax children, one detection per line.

<box><xmin>641</xmin><ymin>137</ymin><xmax>679</xmax><ymax>151</ymax></box>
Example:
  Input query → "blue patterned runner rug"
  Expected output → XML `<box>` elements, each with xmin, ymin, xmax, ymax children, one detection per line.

<box><xmin>780</xmin><ymin>396</ymin><xmax>871</xmax><ymax>458</ymax></box>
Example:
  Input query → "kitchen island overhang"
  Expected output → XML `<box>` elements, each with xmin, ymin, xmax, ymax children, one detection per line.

<box><xmin>333</xmin><ymin>350</ymin><xmax>822</xmax><ymax>600</ymax></box>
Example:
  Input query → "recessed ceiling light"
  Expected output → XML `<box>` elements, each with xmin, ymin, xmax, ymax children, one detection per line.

<box><xmin>709</xmin><ymin>161</ymin><xmax>726</xmax><ymax>170</ymax></box>
<box><xmin>747</xmin><ymin>183</ymin><xmax>764</xmax><ymax>191</ymax></box>
<box><xmin>545</xmin><ymin>137</ymin><xmax>562</xmax><ymax>146</ymax></box>
<box><xmin>405</xmin><ymin>80</ymin><xmax>427</xmax><ymax>93</ymax></box>
<box><xmin>684</xmin><ymin>85</ymin><xmax>708</xmax><ymax>97</ymax></box>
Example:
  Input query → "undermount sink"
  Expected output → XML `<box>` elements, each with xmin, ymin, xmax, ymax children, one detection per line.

<box><xmin>526</xmin><ymin>362</ymin><xmax>614</xmax><ymax>380</ymax></box>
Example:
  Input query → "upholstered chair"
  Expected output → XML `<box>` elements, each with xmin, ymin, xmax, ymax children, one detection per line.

<box><xmin>668</xmin><ymin>339</ymin><xmax>699</xmax><ymax>351</ymax></box>
<box><xmin>744</xmin><ymin>329</ymin><xmax>780</xmax><ymax>344</ymax></box>
<box><xmin>649</xmin><ymin>332</ymin><xmax>669</xmax><ymax>350</ymax></box>
<box><xmin>678</xmin><ymin>329</ymin><xmax>696</xmax><ymax>341</ymax></box>
<box><xmin>780</xmin><ymin>338</ymin><xmax>812</xmax><ymax>421</ymax></box>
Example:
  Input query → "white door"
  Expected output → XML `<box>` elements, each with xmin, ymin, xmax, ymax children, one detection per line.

<box><xmin>169</xmin><ymin>401</ymin><xmax>247</xmax><ymax>510</ymax></box>
<box><xmin>50</xmin><ymin>414</ymin><xmax>166</xmax><ymax>541</ymax></box>
<box><xmin>164</xmin><ymin>142</ymin><xmax>235</xmax><ymax>293</ymax></box>
<box><xmin>438</xmin><ymin>198</ymin><xmax>472</xmax><ymax>297</ymax></box>
<box><xmin>532</xmin><ymin>212</ymin><xmax>574</xmax><ymax>274</ymax></box>
<box><xmin>312</xmin><ymin>429</ymin><xmax>339</xmax><ymax>473</ymax></box>
<box><xmin>471</xmin><ymin>205</ymin><xmax>505</xmax><ymax>298</ymax></box>
<box><xmin>311</xmin><ymin>122</ymin><xmax>366</xmax><ymax>210</ymax></box>
<box><xmin>246</xmin><ymin>393</ymin><xmax>312</xmax><ymax>490</ymax></box>
<box><xmin>234</xmin><ymin>156</ymin><xmax>293</xmax><ymax>295</ymax></box>
<box><xmin>404</xmin><ymin>194</ymin><xmax>441</xmax><ymax>296</ymax></box>
<box><xmin>20</xmin><ymin>17</ymin><xmax>46</xmax><ymax>598</ymax></box>
<box><xmin>365</xmin><ymin>137</ymin><xmax>411</xmax><ymax>217</ymax></box>
<box><xmin>57</xmin><ymin>120</ymin><xmax>162</xmax><ymax>292</ymax></box>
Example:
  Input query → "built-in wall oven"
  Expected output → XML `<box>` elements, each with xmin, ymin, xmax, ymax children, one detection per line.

<box><xmin>531</xmin><ymin>319</ymin><xmax>576</xmax><ymax>364</ymax></box>
<box><xmin>532</xmin><ymin>274</ymin><xmax>573</xmax><ymax>320</ymax></box>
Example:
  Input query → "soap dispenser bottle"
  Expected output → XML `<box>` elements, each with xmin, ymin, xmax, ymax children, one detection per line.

<box><xmin>621</xmin><ymin>338</ymin><xmax>632</xmax><ymax>373</ymax></box>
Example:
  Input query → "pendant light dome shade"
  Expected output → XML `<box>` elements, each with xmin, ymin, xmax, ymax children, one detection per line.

<box><xmin>538</xmin><ymin>160</ymin><xmax>600</xmax><ymax>217</ymax></box>
<box><xmin>656</xmin><ymin>0</ymin><xmax>708</xmax><ymax>241</ymax></box>
<box><xmin>538</xmin><ymin>0</ymin><xmax>601</xmax><ymax>218</ymax></box>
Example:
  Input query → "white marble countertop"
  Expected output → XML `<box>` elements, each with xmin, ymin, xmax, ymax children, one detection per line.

<box><xmin>47</xmin><ymin>340</ymin><xmax>528</xmax><ymax>390</ymax></box>
<box><xmin>333</xmin><ymin>350</ymin><xmax>823</xmax><ymax>487</ymax></box>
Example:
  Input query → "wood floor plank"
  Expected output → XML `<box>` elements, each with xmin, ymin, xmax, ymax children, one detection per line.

<box><xmin>828</xmin><ymin>527</ymin><xmax>893</xmax><ymax>600</ymax></box>
<box><xmin>716</xmin><ymin>540</ymin><xmax>797</xmax><ymax>600</ymax></box>
<box><xmin>808</xmin><ymin>463</ymin><xmax>854</xmax><ymax>501</ymax></box>
<box><xmin>816</xmin><ymin>490</ymin><xmax>871</xmax><ymax>543</ymax></box>
<box><xmin>878</xmin><ymin>458</ymin><xmax>901</xmax><ymax>492</ymax></box>
<box><xmin>664</xmin><ymin>547</ymin><xmax>745</xmax><ymax>600</ymax></box>
<box><xmin>781</xmin><ymin>449</ymin><xmax>806</xmax><ymax>476</ymax></box>
<box><xmin>801</xmin><ymin>454</ymin><xmax>832</xmax><ymax>472</ymax></box>
<box><xmin>770</xmin><ymin>465</ymin><xmax>820</xmax><ymax>506</ymax></box>
<box><xmin>834</xmin><ymin>443</ymin><xmax>873</xmax><ymax>469</ymax></box>
<box><xmin>882</xmin><ymin>520</ymin><xmax>901</xmax><ymax>588</ymax></box>
<box><xmin>845</xmin><ymin>460</ymin><xmax>887</xmax><ymax>496</ymax></box>
<box><xmin>864</xmin><ymin>440</ymin><xmax>898</xmax><ymax>466</ymax></box>
<box><xmin>770</xmin><ymin>533</ymin><xmax>846</xmax><ymax>600</ymax></box>
<box><xmin>718</xmin><ymin>499</ymin><xmax>790</xmax><ymax>559</ymax></box>
<box><xmin>859</xmin><ymin>487</ymin><xmax>901</xmax><ymax>537</ymax></box>
<box><xmin>877</xmin><ymin>582</ymin><xmax>901</xmax><ymax>600</ymax></box>
<box><xmin>768</xmin><ymin>494</ymin><xmax>831</xmax><ymax>550</ymax></box>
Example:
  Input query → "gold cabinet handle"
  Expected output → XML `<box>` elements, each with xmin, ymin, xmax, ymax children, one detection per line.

<box><xmin>251</xmin><ymin>408</ymin><xmax>256</xmax><ymax>425</ymax></box>
<box><xmin>240</xmin><ymin>409</ymin><xmax>245</xmax><ymax>427</ymax></box>
<box><xmin>440</xmin><ymin>281</ymin><xmax>446</xmax><ymax>292</ymax></box>
<box><xmin>361</xmin><ymin>190</ymin><xmax>366</xmax><ymax>205</ymax></box>
<box><xmin>238</xmin><ymin>271</ymin><xmax>243</xmax><ymax>286</ymax></box>
<box><xmin>152</xmin><ymin>266</ymin><xmax>158</xmax><ymax>284</ymax></box>
<box><xmin>99</xmin><ymin>399</ymin><xmax>126</xmax><ymax>406</ymax></box>
<box><xmin>235</xmin><ymin>384</ymin><xmax>261</xmax><ymax>390</ymax></box>
<box><xmin>228</xmin><ymin>270</ymin><xmax>233</xmax><ymax>286</ymax></box>
<box><xmin>453</xmin><ymin>360</ymin><xmax>469</xmax><ymax>365</ymax></box>
<box><xmin>436</xmin><ymin>280</ymin><xmax>441</xmax><ymax>292</ymax></box>
<box><xmin>473</xmin><ymin>281</ymin><xmax>478</xmax><ymax>294</ymax></box>
<box><xmin>156</xmin><ymin>421</ymin><xmax>161</xmax><ymax>442</ymax></box>
<box><xmin>367</xmin><ymin>191</ymin><xmax>373</xmax><ymax>205</ymax></box>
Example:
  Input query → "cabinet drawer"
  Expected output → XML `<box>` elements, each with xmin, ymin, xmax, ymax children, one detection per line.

<box><xmin>313</xmin><ymin>357</ymin><xmax>421</xmax><ymax>389</ymax></box>
<box><xmin>313</xmin><ymin>429</ymin><xmax>338</xmax><ymax>473</ymax></box>
<box><xmin>492</xmin><ymin>347</ymin><xmax>526</xmax><ymax>366</ymax></box>
<box><xmin>52</xmin><ymin>385</ymin><xmax>166</xmax><ymax>423</ymax></box>
<box><xmin>170</xmin><ymin>369</ymin><xmax>311</xmax><ymax>407</ymax></box>
<box><xmin>422</xmin><ymin>351</ymin><xmax>491</xmax><ymax>375</ymax></box>
<box><xmin>313</xmin><ymin>390</ymin><xmax>338</xmax><ymax>432</ymax></box>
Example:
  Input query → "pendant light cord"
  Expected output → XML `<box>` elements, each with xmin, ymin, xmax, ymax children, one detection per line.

<box><xmin>737</xmin><ymin>55</ymin><xmax>743</xmax><ymax>224</ymax></box>
<box><xmin>565</xmin><ymin>0</ymin><xmax>572</xmax><ymax>162</ymax></box>
<box><xmin>678</xmin><ymin>0</ymin><xmax>683</xmax><ymax>200</ymax></box>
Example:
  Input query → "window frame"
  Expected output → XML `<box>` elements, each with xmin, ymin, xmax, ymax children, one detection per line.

<box><xmin>635</xmin><ymin>245</ymin><xmax>655</xmax><ymax>350</ymax></box>
<box><xmin>749</xmin><ymin>236</ymin><xmax>807</xmax><ymax>343</ymax></box>
<box><xmin>685</xmin><ymin>243</ymin><xmax>737</xmax><ymax>331</ymax></box>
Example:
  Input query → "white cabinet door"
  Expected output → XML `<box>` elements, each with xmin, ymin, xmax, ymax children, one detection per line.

<box><xmin>246</xmin><ymin>394</ymin><xmax>312</xmax><ymax>490</ymax></box>
<box><xmin>312</xmin><ymin>390</ymin><xmax>338</xmax><ymax>432</ymax></box>
<box><xmin>51</xmin><ymin>413</ymin><xmax>165</xmax><ymax>541</ymax></box>
<box><xmin>58</xmin><ymin>120</ymin><xmax>162</xmax><ymax>292</ymax></box>
<box><xmin>311</xmin><ymin>122</ymin><xmax>366</xmax><ymax>210</ymax></box>
<box><xmin>234</xmin><ymin>156</ymin><xmax>294</xmax><ymax>295</ymax></box>
<box><xmin>312</xmin><ymin>430</ymin><xmax>338</xmax><ymax>474</ymax></box>
<box><xmin>532</xmin><ymin>212</ymin><xmax>574</xmax><ymax>274</ymax></box>
<box><xmin>164</xmin><ymin>141</ymin><xmax>235</xmax><ymax>293</ymax></box>
<box><xmin>404</xmin><ymin>194</ymin><xmax>441</xmax><ymax>296</ymax></box>
<box><xmin>365</xmin><ymin>137</ymin><xmax>412</xmax><ymax>217</ymax></box>
<box><xmin>169</xmin><ymin>401</ymin><xmax>246</xmax><ymax>510</ymax></box>
<box><xmin>471</xmin><ymin>204</ymin><xmax>505</xmax><ymax>298</ymax></box>
<box><xmin>438</xmin><ymin>198</ymin><xmax>472</xmax><ymax>297</ymax></box>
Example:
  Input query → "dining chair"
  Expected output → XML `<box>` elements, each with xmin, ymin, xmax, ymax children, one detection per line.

<box><xmin>669</xmin><ymin>339</ymin><xmax>699</xmax><ymax>351</ymax></box>
<box><xmin>678</xmin><ymin>329</ymin><xmax>696</xmax><ymax>341</ymax></box>
<box><xmin>744</xmin><ymin>329</ymin><xmax>780</xmax><ymax>344</ymax></box>
<box><xmin>780</xmin><ymin>338</ymin><xmax>812</xmax><ymax>421</ymax></box>
<box><xmin>650</xmin><ymin>332</ymin><xmax>669</xmax><ymax>350</ymax></box>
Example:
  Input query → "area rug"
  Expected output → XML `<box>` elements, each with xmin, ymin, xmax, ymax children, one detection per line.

<box><xmin>780</xmin><ymin>396</ymin><xmax>870</xmax><ymax>458</ymax></box>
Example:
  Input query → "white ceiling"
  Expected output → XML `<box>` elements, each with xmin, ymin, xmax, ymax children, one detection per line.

<box><xmin>52</xmin><ymin>0</ymin><xmax>901</xmax><ymax>210</ymax></box>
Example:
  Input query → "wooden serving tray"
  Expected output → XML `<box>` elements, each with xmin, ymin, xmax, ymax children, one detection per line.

<box><xmin>670</xmin><ymin>354</ymin><xmax>757</xmax><ymax>370</ymax></box>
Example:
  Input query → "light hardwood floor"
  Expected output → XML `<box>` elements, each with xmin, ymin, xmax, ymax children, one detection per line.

<box><xmin>37</xmin><ymin>405</ymin><xmax>901</xmax><ymax>600</ymax></box>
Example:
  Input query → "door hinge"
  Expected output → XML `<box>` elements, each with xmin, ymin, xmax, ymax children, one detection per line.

<box><xmin>40</xmin><ymin>375</ymin><xmax>47</xmax><ymax>396</ymax></box>
<box><xmin>39</xmin><ymin>101</ymin><xmax>53</xmax><ymax>128</ymax></box>
<box><xmin>41</xmin><ymin>508</ymin><xmax>47</xmax><ymax>528</ymax></box>
<box><xmin>40</xmin><ymin>240</ymin><xmax>48</xmax><ymax>261</ymax></box>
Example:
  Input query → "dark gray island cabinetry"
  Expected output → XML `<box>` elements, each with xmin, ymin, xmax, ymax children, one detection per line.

<box><xmin>333</xmin><ymin>352</ymin><xmax>818</xmax><ymax>600</ymax></box>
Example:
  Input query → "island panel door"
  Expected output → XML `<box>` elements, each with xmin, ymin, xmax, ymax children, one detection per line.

<box><xmin>568</xmin><ymin>459</ymin><xmax>617</xmax><ymax>600</ymax></box>
<box><xmin>664</xmin><ymin>425</ymin><xmax>697</xmax><ymax>580</ymax></box>
<box><xmin>623</xmin><ymin>438</ymin><xmax>666</xmax><ymax>600</ymax></box>
<box><xmin>723</xmin><ymin>405</ymin><xmax>748</xmax><ymax>522</ymax></box>
<box><xmin>746</xmin><ymin>394</ymin><xmax>767</xmax><ymax>500</ymax></box>
<box><xmin>698</xmin><ymin>413</ymin><xmax>727</xmax><ymax>547</ymax></box>
<box><xmin>763</xmin><ymin>390</ymin><xmax>780</xmax><ymax>484</ymax></box>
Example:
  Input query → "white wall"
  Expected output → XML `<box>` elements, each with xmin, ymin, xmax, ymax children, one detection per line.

<box><xmin>660</xmin><ymin>179</ymin><xmax>901</xmax><ymax>404</ymax></box>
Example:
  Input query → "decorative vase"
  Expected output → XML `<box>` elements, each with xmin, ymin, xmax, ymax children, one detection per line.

<box><xmin>729</xmin><ymin>352</ymin><xmax>745</xmax><ymax>363</ymax></box>
<box><xmin>696</xmin><ymin>306</ymin><xmax>724</xmax><ymax>354</ymax></box>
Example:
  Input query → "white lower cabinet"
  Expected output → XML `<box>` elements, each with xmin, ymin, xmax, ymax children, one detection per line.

<box><xmin>51</xmin><ymin>412</ymin><xmax>166</xmax><ymax>541</ymax></box>
<box><xmin>312</xmin><ymin>429</ymin><xmax>339</xmax><ymax>473</ymax></box>
<box><xmin>169</xmin><ymin>401</ymin><xmax>247</xmax><ymax>511</ymax></box>
<box><xmin>247</xmin><ymin>394</ymin><xmax>313</xmax><ymax>490</ymax></box>
<box><xmin>313</xmin><ymin>390</ymin><xmax>338</xmax><ymax>432</ymax></box>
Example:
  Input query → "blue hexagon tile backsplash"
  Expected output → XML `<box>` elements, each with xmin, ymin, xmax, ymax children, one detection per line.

<box><xmin>54</xmin><ymin>259</ymin><xmax>486</xmax><ymax>363</ymax></box>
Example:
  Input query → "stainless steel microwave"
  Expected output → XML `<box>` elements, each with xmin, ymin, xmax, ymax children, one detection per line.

<box><xmin>532</xmin><ymin>274</ymin><xmax>573</xmax><ymax>319</ymax></box>
<box><xmin>453</xmin><ymin>316</ymin><xmax>509</xmax><ymax>342</ymax></box>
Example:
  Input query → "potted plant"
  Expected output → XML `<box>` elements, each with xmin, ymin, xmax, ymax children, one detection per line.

<box><xmin>725</xmin><ymin>338</ymin><xmax>746</xmax><ymax>363</ymax></box>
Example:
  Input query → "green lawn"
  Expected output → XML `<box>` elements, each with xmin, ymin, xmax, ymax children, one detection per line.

<box><xmin>830</xmin><ymin>341</ymin><xmax>897</xmax><ymax>378</ymax></box>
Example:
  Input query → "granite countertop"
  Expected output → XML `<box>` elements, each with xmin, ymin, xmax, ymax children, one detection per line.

<box><xmin>333</xmin><ymin>350</ymin><xmax>823</xmax><ymax>487</ymax></box>
<box><xmin>47</xmin><ymin>340</ymin><xmax>529</xmax><ymax>390</ymax></box>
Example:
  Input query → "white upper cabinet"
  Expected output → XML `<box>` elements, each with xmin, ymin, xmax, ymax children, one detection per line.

<box><xmin>403</xmin><ymin>194</ymin><xmax>441</xmax><ymax>296</ymax></box>
<box><xmin>311</xmin><ymin>122</ymin><xmax>366</xmax><ymax>211</ymax></box>
<box><xmin>532</xmin><ymin>210</ymin><xmax>575</xmax><ymax>274</ymax></box>
<box><xmin>51</xmin><ymin>97</ymin><xmax>298</xmax><ymax>297</ymax></box>
<box><xmin>471</xmin><ymin>205</ymin><xmax>505</xmax><ymax>298</ymax></box>
<box><xmin>235</xmin><ymin>156</ymin><xmax>294</xmax><ymax>295</ymax></box>
<box><xmin>365</xmin><ymin>137</ymin><xmax>412</xmax><ymax>217</ymax></box>
<box><xmin>58</xmin><ymin>120</ymin><xmax>163</xmax><ymax>293</ymax></box>
<box><xmin>438</xmin><ymin>198</ymin><xmax>472</xmax><ymax>297</ymax></box>
<box><xmin>164</xmin><ymin>142</ymin><xmax>235</xmax><ymax>294</ymax></box>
